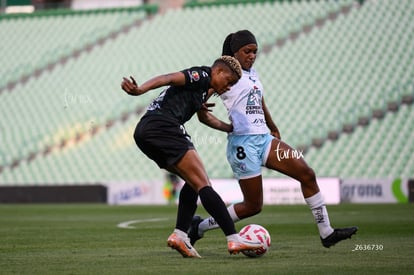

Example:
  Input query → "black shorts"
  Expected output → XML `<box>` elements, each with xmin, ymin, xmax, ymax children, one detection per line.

<box><xmin>134</xmin><ymin>115</ymin><xmax>194</xmax><ymax>169</ymax></box>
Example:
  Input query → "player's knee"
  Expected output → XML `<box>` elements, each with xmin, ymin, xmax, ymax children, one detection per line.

<box><xmin>247</xmin><ymin>202</ymin><xmax>263</xmax><ymax>216</ymax></box>
<box><xmin>300</xmin><ymin>166</ymin><xmax>316</xmax><ymax>184</ymax></box>
<box><xmin>238</xmin><ymin>201</ymin><xmax>262</xmax><ymax>218</ymax></box>
<box><xmin>252</xmin><ymin>204</ymin><xmax>262</xmax><ymax>215</ymax></box>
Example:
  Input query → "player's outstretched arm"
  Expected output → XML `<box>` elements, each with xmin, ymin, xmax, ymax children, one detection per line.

<box><xmin>121</xmin><ymin>72</ymin><xmax>185</xmax><ymax>96</ymax></box>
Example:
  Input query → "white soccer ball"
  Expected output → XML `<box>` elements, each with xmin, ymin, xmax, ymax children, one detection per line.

<box><xmin>239</xmin><ymin>224</ymin><xmax>271</xmax><ymax>257</ymax></box>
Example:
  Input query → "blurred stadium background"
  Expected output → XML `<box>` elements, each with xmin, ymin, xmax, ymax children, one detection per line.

<box><xmin>0</xmin><ymin>0</ymin><xmax>413</xmax><ymax>203</ymax></box>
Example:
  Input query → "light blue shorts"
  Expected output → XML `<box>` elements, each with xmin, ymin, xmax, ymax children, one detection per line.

<box><xmin>226</xmin><ymin>134</ymin><xmax>274</xmax><ymax>180</ymax></box>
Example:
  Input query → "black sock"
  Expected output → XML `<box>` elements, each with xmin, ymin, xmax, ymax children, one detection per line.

<box><xmin>198</xmin><ymin>186</ymin><xmax>236</xmax><ymax>236</ymax></box>
<box><xmin>175</xmin><ymin>182</ymin><xmax>198</xmax><ymax>232</ymax></box>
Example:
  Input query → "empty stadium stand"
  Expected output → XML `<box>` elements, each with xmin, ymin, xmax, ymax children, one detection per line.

<box><xmin>0</xmin><ymin>0</ymin><xmax>413</xmax><ymax>185</ymax></box>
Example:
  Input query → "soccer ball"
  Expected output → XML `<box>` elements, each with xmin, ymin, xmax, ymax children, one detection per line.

<box><xmin>239</xmin><ymin>224</ymin><xmax>271</xmax><ymax>257</ymax></box>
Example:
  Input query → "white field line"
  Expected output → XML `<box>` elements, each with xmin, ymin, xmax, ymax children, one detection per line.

<box><xmin>117</xmin><ymin>218</ymin><xmax>169</xmax><ymax>229</ymax></box>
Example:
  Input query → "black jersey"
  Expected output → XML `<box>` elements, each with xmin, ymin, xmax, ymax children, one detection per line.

<box><xmin>144</xmin><ymin>66</ymin><xmax>211</xmax><ymax>124</ymax></box>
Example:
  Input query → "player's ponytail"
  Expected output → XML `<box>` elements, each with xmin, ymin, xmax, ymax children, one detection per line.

<box><xmin>222</xmin><ymin>33</ymin><xmax>234</xmax><ymax>56</ymax></box>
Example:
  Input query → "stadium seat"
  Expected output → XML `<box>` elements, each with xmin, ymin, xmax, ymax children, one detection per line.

<box><xmin>1</xmin><ymin>0</ymin><xmax>413</xmax><ymax>184</ymax></box>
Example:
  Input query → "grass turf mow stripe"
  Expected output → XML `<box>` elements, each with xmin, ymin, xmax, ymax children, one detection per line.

<box><xmin>0</xmin><ymin>204</ymin><xmax>413</xmax><ymax>274</ymax></box>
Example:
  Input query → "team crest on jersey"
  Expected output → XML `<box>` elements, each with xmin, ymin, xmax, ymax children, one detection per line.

<box><xmin>189</xmin><ymin>71</ymin><xmax>200</xmax><ymax>82</ymax></box>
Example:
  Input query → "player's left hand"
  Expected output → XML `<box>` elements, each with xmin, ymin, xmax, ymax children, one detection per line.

<box><xmin>270</xmin><ymin>130</ymin><xmax>281</xmax><ymax>140</ymax></box>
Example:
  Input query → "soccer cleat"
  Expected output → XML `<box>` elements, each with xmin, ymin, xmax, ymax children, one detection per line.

<box><xmin>167</xmin><ymin>233</ymin><xmax>202</xmax><ymax>258</ymax></box>
<box><xmin>228</xmin><ymin>238</ymin><xmax>263</xmax><ymax>255</ymax></box>
<box><xmin>321</xmin><ymin>226</ymin><xmax>358</xmax><ymax>248</ymax></box>
<box><xmin>188</xmin><ymin>215</ymin><xmax>204</xmax><ymax>245</ymax></box>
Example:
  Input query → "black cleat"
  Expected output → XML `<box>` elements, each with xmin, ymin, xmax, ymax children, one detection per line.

<box><xmin>321</xmin><ymin>226</ymin><xmax>358</xmax><ymax>248</ymax></box>
<box><xmin>188</xmin><ymin>215</ymin><xmax>204</xmax><ymax>246</ymax></box>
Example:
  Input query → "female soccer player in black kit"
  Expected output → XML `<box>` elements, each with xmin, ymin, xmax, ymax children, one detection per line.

<box><xmin>121</xmin><ymin>56</ymin><xmax>262</xmax><ymax>258</ymax></box>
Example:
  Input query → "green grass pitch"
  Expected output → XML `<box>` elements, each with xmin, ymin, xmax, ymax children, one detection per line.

<box><xmin>1</xmin><ymin>203</ymin><xmax>413</xmax><ymax>274</ymax></box>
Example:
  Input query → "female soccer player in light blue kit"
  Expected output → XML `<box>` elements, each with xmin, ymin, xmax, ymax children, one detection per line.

<box><xmin>191</xmin><ymin>30</ymin><xmax>357</xmax><ymax>248</ymax></box>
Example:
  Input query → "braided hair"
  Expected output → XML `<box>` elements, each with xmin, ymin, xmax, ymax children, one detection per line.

<box><xmin>213</xmin><ymin>55</ymin><xmax>242</xmax><ymax>79</ymax></box>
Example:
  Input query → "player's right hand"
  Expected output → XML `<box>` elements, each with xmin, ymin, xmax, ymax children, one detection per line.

<box><xmin>121</xmin><ymin>76</ymin><xmax>141</xmax><ymax>96</ymax></box>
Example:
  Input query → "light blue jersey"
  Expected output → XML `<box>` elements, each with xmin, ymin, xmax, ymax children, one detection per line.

<box><xmin>221</xmin><ymin>68</ymin><xmax>274</xmax><ymax>179</ymax></box>
<box><xmin>220</xmin><ymin>68</ymin><xmax>269</xmax><ymax>135</ymax></box>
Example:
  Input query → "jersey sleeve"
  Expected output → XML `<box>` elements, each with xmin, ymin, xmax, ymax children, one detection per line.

<box><xmin>181</xmin><ymin>66</ymin><xmax>211</xmax><ymax>90</ymax></box>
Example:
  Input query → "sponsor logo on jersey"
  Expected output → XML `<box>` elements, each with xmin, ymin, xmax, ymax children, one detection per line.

<box><xmin>252</xmin><ymin>118</ymin><xmax>266</xmax><ymax>124</ymax></box>
<box><xmin>247</xmin><ymin>87</ymin><xmax>261</xmax><ymax>106</ymax></box>
<box><xmin>245</xmin><ymin>86</ymin><xmax>264</xmax><ymax>115</ymax></box>
<box><xmin>147</xmin><ymin>90</ymin><xmax>166</xmax><ymax>111</ymax></box>
<box><xmin>190</xmin><ymin>71</ymin><xmax>200</xmax><ymax>82</ymax></box>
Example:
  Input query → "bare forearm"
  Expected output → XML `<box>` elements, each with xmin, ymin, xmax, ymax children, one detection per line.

<box><xmin>198</xmin><ymin>111</ymin><xmax>233</xmax><ymax>132</ymax></box>
<box><xmin>263</xmin><ymin>97</ymin><xmax>281</xmax><ymax>139</ymax></box>
<box><xmin>121</xmin><ymin>72</ymin><xmax>185</xmax><ymax>96</ymax></box>
<box><xmin>138</xmin><ymin>74</ymin><xmax>177</xmax><ymax>95</ymax></box>
<box><xmin>207</xmin><ymin>120</ymin><xmax>233</xmax><ymax>132</ymax></box>
<box><xmin>266</xmin><ymin>118</ymin><xmax>280</xmax><ymax>135</ymax></box>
